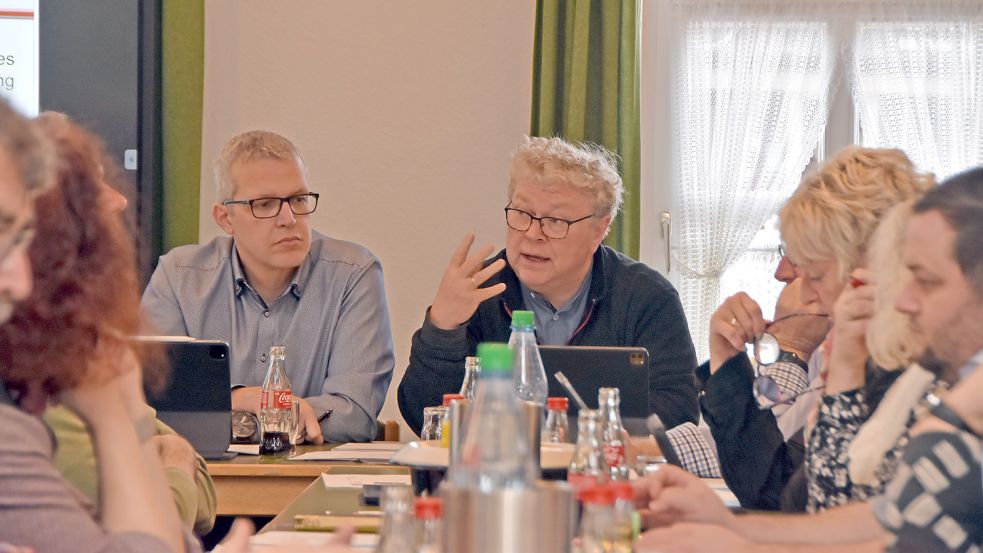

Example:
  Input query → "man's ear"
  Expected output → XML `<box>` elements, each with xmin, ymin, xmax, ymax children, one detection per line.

<box><xmin>593</xmin><ymin>215</ymin><xmax>613</xmax><ymax>247</ymax></box>
<box><xmin>213</xmin><ymin>203</ymin><xmax>235</xmax><ymax>236</ymax></box>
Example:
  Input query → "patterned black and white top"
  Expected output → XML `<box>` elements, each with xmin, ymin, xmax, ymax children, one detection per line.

<box><xmin>872</xmin><ymin>430</ymin><xmax>982</xmax><ymax>552</ymax></box>
<box><xmin>806</xmin><ymin>386</ymin><xmax>912</xmax><ymax>512</ymax></box>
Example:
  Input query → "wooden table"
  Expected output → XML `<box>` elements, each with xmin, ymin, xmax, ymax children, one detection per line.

<box><xmin>206</xmin><ymin>444</ymin><xmax>401</xmax><ymax>516</ymax></box>
<box><xmin>262</xmin><ymin>465</ymin><xmax>409</xmax><ymax>533</ymax></box>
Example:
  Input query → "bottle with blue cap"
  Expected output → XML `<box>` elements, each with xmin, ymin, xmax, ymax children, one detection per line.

<box><xmin>450</xmin><ymin>342</ymin><xmax>537</xmax><ymax>492</ymax></box>
<box><xmin>509</xmin><ymin>310</ymin><xmax>548</xmax><ymax>405</ymax></box>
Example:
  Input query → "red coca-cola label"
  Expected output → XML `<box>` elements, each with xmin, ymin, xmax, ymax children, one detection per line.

<box><xmin>261</xmin><ymin>389</ymin><xmax>292</xmax><ymax>410</ymax></box>
<box><xmin>603</xmin><ymin>444</ymin><xmax>625</xmax><ymax>468</ymax></box>
<box><xmin>567</xmin><ymin>471</ymin><xmax>602</xmax><ymax>493</ymax></box>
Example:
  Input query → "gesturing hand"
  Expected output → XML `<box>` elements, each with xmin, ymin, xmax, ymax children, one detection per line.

<box><xmin>428</xmin><ymin>233</ymin><xmax>507</xmax><ymax>330</ymax></box>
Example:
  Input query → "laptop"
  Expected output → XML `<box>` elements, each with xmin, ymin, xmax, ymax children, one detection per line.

<box><xmin>539</xmin><ymin>345</ymin><xmax>650</xmax><ymax>435</ymax></box>
<box><xmin>140</xmin><ymin>338</ymin><xmax>233</xmax><ymax>460</ymax></box>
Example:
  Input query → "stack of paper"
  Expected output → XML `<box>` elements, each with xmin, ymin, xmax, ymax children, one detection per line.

<box><xmin>291</xmin><ymin>442</ymin><xmax>404</xmax><ymax>463</ymax></box>
<box><xmin>321</xmin><ymin>473</ymin><xmax>411</xmax><ymax>489</ymax></box>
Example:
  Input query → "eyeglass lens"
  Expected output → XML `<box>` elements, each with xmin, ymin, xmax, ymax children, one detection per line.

<box><xmin>251</xmin><ymin>195</ymin><xmax>317</xmax><ymax>218</ymax></box>
<box><xmin>505</xmin><ymin>209</ymin><xmax>569</xmax><ymax>239</ymax></box>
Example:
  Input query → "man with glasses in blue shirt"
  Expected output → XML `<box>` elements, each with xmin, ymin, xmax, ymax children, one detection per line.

<box><xmin>141</xmin><ymin>130</ymin><xmax>395</xmax><ymax>443</ymax></box>
<box><xmin>397</xmin><ymin>135</ymin><xmax>699</xmax><ymax>435</ymax></box>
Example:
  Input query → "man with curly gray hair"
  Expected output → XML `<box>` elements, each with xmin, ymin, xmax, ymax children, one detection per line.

<box><xmin>398</xmin><ymin>135</ymin><xmax>699</xmax><ymax>435</ymax></box>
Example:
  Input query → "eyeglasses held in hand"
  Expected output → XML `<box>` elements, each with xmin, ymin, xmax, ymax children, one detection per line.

<box><xmin>752</xmin><ymin>312</ymin><xmax>828</xmax><ymax>409</ymax></box>
<box><xmin>223</xmin><ymin>193</ymin><xmax>320</xmax><ymax>219</ymax></box>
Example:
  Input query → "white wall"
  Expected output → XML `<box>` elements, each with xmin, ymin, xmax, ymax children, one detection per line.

<box><xmin>200</xmin><ymin>2</ymin><xmax>536</xmax><ymax>434</ymax></box>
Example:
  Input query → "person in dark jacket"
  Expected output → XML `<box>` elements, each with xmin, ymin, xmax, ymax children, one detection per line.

<box><xmin>704</xmin><ymin>147</ymin><xmax>933</xmax><ymax>511</ymax></box>
<box><xmin>397</xmin><ymin>136</ymin><xmax>699</xmax><ymax>435</ymax></box>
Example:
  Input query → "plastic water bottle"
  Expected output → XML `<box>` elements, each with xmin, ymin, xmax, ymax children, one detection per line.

<box><xmin>451</xmin><ymin>342</ymin><xmax>536</xmax><ymax>492</ymax></box>
<box><xmin>509</xmin><ymin>310</ymin><xmax>548</xmax><ymax>404</ymax></box>
<box><xmin>259</xmin><ymin>345</ymin><xmax>292</xmax><ymax>455</ymax></box>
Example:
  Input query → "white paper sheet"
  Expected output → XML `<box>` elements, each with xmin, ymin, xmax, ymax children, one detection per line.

<box><xmin>332</xmin><ymin>442</ymin><xmax>404</xmax><ymax>452</ymax></box>
<box><xmin>246</xmin><ymin>531</ymin><xmax>377</xmax><ymax>549</ymax></box>
<box><xmin>321</xmin><ymin>473</ymin><xmax>411</xmax><ymax>489</ymax></box>
<box><xmin>227</xmin><ymin>444</ymin><xmax>260</xmax><ymax>455</ymax></box>
<box><xmin>290</xmin><ymin>450</ymin><xmax>394</xmax><ymax>462</ymax></box>
<box><xmin>704</xmin><ymin>478</ymin><xmax>741</xmax><ymax>508</ymax></box>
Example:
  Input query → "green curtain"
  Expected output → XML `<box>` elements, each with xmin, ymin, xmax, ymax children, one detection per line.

<box><xmin>161</xmin><ymin>0</ymin><xmax>204</xmax><ymax>250</ymax></box>
<box><xmin>531</xmin><ymin>0</ymin><xmax>641</xmax><ymax>258</ymax></box>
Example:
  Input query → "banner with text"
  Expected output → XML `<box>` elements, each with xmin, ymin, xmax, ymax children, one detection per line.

<box><xmin>0</xmin><ymin>1</ymin><xmax>38</xmax><ymax>116</ymax></box>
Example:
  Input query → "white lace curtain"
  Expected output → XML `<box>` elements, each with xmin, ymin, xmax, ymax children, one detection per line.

<box><xmin>670</xmin><ymin>1</ymin><xmax>836</xmax><ymax>361</ymax></box>
<box><xmin>853</xmin><ymin>9</ymin><xmax>983</xmax><ymax>179</ymax></box>
<box><xmin>667</xmin><ymin>0</ymin><xmax>983</xmax><ymax>362</ymax></box>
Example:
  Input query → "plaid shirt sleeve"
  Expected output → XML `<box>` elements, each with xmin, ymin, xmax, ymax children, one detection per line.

<box><xmin>666</xmin><ymin>422</ymin><xmax>722</xmax><ymax>478</ymax></box>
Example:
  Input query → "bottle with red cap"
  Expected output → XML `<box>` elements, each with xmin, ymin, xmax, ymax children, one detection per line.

<box><xmin>576</xmin><ymin>485</ymin><xmax>615</xmax><ymax>553</ymax></box>
<box><xmin>606</xmin><ymin>482</ymin><xmax>638</xmax><ymax>552</ymax></box>
<box><xmin>439</xmin><ymin>393</ymin><xmax>464</xmax><ymax>448</ymax></box>
<box><xmin>567</xmin><ymin>409</ymin><xmax>608</xmax><ymax>493</ymax></box>
<box><xmin>414</xmin><ymin>496</ymin><xmax>443</xmax><ymax>553</ymax></box>
<box><xmin>598</xmin><ymin>388</ymin><xmax>628</xmax><ymax>480</ymax></box>
<box><xmin>544</xmin><ymin>397</ymin><xmax>570</xmax><ymax>443</ymax></box>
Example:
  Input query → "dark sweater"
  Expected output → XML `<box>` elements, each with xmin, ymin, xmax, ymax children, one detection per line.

<box><xmin>397</xmin><ymin>245</ymin><xmax>700</xmax><ymax>435</ymax></box>
<box><xmin>699</xmin><ymin>354</ymin><xmax>902</xmax><ymax>511</ymax></box>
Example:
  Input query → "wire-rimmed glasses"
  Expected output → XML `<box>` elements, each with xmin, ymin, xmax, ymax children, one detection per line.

<box><xmin>504</xmin><ymin>206</ymin><xmax>593</xmax><ymax>239</ymax></box>
<box><xmin>752</xmin><ymin>312</ymin><xmax>829</xmax><ymax>409</ymax></box>
<box><xmin>223</xmin><ymin>193</ymin><xmax>320</xmax><ymax>219</ymax></box>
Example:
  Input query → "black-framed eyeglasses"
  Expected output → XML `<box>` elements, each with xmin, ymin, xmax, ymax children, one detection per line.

<box><xmin>752</xmin><ymin>312</ymin><xmax>829</xmax><ymax>409</ymax></box>
<box><xmin>504</xmin><ymin>206</ymin><xmax>593</xmax><ymax>239</ymax></box>
<box><xmin>223</xmin><ymin>193</ymin><xmax>320</xmax><ymax>219</ymax></box>
<box><xmin>778</xmin><ymin>243</ymin><xmax>786</xmax><ymax>258</ymax></box>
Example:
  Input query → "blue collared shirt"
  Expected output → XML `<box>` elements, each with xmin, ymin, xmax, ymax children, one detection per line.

<box><xmin>140</xmin><ymin>230</ymin><xmax>395</xmax><ymax>442</ymax></box>
<box><xmin>519</xmin><ymin>270</ymin><xmax>592</xmax><ymax>345</ymax></box>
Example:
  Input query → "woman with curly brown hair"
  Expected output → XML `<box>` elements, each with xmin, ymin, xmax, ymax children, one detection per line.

<box><xmin>0</xmin><ymin>97</ymin><xmax>197</xmax><ymax>553</ymax></box>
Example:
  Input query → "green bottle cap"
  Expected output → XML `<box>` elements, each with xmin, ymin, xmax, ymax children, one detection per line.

<box><xmin>511</xmin><ymin>310</ymin><xmax>535</xmax><ymax>329</ymax></box>
<box><xmin>476</xmin><ymin>342</ymin><xmax>513</xmax><ymax>373</ymax></box>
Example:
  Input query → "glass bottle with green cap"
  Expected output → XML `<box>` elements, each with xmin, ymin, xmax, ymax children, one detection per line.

<box><xmin>509</xmin><ymin>310</ymin><xmax>548</xmax><ymax>404</ymax></box>
<box><xmin>450</xmin><ymin>342</ymin><xmax>536</xmax><ymax>492</ymax></box>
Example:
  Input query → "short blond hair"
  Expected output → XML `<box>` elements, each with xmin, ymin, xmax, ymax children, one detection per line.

<box><xmin>213</xmin><ymin>130</ymin><xmax>306</xmax><ymax>199</ymax></box>
<box><xmin>866</xmin><ymin>200</ymin><xmax>925</xmax><ymax>370</ymax></box>
<box><xmin>780</xmin><ymin>146</ymin><xmax>934</xmax><ymax>282</ymax></box>
<box><xmin>508</xmin><ymin>136</ymin><xmax>624</xmax><ymax>220</ymax></box>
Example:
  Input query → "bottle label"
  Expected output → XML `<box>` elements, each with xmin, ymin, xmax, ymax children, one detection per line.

<box><xmin>603</xmin><ymin>444</ymin><xmax>625</xmax><ymax>468</ymax></box>
<box><xmin>261</xmin><ymin>389</ymin><xmax>292</xmax><ymax>410</ymax></box>
<box><xmin>567</xmin><ymin>471</ymin><xmax>601</xmax><ymax>493</ymax></box>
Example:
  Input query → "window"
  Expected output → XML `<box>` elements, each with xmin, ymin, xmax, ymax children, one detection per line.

<box><xmin>641</xmin><ymin>1</ymin><xmax>983</xmax><ymax>361</ymax></box>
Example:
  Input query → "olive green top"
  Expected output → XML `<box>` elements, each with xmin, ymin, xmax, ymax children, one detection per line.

<box><xmin>44</xmin><ymin>405</ymin><xmax>217</xmax><ymax>536</ymax></box>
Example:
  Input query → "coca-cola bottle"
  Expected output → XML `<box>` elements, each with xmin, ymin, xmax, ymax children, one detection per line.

<box><xmin>567</xmin><ymin>409</ymin><xmax>608</xmax><ymax>493</ymax></box>
<box><xmin>598</xmin><ymin>388</ymin><xmax>628</xmax><ymax>480</ymax></box>
<box><xmin>259</xmin><ymin>345</ymin><xmax>292</xmax><ymax>455</ymax></box>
